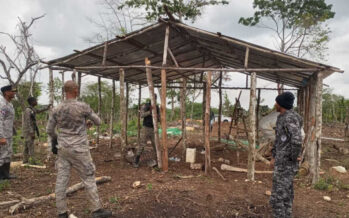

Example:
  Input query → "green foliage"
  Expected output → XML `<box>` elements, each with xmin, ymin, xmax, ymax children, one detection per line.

<box><xmin>120</xmin><ymin>0</ymin><xmax>229</xmax><ymax>22</ymax></box>
<box><xmin>109</xmin><ymin>196</ymin><xmax>119</xmax><ymax>204</ymax></box>
<box><xmin>46</xmin><ymin>77</ymin><xmax>63</xmax><ymax>105</ymax></box>
<box><xmin>322</xmin><ymin>88</ymin><xmax>349</xmax><ymax>123</ymax></box>
<box><xmin>222</xmin><ymin>92</ymin><xmax>234</xmax><ymax>116</ymax></box>
<box><xmin>28</xmin><ymin>157</ymin><xmax>43</xmax><ymax>166</ymax></box>
<box><xmin>13</xmin><ymin>81</ymin><xmax>42</xmax><ymax>117</ymax></box>
<box><xmin>146</xmin><ymin>183</ymin><xmax>153</xmax><ymax>190</ymax></box>
<box><xmin>0</xmin><ymin>180</ymin><xmax>10</xmax><ymax>192</ymax></box>
<box><xmin>239</xmin><ymin>0</ymin><xmax>335</xmax><ymax>60</ymax></box>
<box><xmin>81</xmin><ymin>81</ymin><xmax>120</xmax><ymax>122</ymax></box>
<box><xmin>314</xmin><ymin>176</ymin><xmax>349</xmax><ymax>191</ymax></box>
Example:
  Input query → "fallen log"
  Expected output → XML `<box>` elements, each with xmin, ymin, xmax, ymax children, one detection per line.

<box><xmin>220</xmin><ymin>164</ymin><xmax>273</xmax><ymax>174</ymax></box>
<box><xmin>8</xmin><ymin>176</ymin><xmax>111</xmax><ymax>214</ymax></box>
<box><xmin>11</xmin><ymin>161</ymin><xmax>46</xmax><ymax>169</ymax></box>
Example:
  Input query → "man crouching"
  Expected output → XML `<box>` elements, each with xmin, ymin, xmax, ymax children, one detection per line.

<box><xmin>46</xmin><ymin>81</ymin><xmax>111</xmax><ymax>218</ymax></box>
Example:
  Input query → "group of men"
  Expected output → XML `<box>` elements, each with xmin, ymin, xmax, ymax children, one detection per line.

<box><xmin>0</xmin><ymin>80</ymin><xmax>302</xmax><ymax>218</ymax></box>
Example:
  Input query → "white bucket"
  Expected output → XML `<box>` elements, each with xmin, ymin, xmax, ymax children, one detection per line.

<box><xmin>186</xmin><ymin>148</ymin><xmax>196</xmax><ymax>163</ymax></box>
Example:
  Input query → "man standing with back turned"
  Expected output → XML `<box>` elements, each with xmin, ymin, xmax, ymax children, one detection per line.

<box><xmin>270</xmin><ymin>92</ymin><xmax>303</xmax><ymax>218</ymax></box>
<box><xmin>47</xmin><ymin>81</ymin><xmax>111</xmax><ymax>218</ymax></box>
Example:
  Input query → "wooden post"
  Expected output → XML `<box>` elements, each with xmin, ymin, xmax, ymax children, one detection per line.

<box><xmin>314</xmin><ymin>72</ymin><xmax>323</xmax><ymax>183</ymax></box>
<box><xmin>256</xmin><ymin>88</ymin><xmax>261</xmax><ymax>140</ymax></box>
<box><xmin>109</xmin><ymin>80</ymin><xmax>115</xmax><ymax>148</ymax></box>
<box><xmin>61</xmin><ymin>71</ymin><xmax>65</xmax><ymax>101</ymax></box>
<box><xmin>204</xmin><ymin>71</ymin><xmax>212</xmax><ymax>174</ymax></box>
<box><xmin>244</xmin><ymin>47</ymin><xmax>250</xmax><ymax>88</ymax></box>
<box><xmin>218</xmin><ymin>71</ymin><xmax>223</xmax><ymax>142</ymax></box>
<box><xmin>180</xmin><ymin>77</ymin><xmax>187</xmax><ymax>157</ymax></box>
<box><xmin>72</xmin><ymin>69</ymin><xmax>76</xmax><ymax>82</ymax></box>
<box><xmin>307</xmin><ymin>76</ymin><xmax>317</xmax><ymax>184</ymax></box>
<box><xmin>145</xmin><ymin>58</ymin><xmax>162</xmax><ymax>169</ymax></box>
<box><xmin>160</xmin><ymin>25</ymin><xmax>170</xmax><ymax>171</ymax></box>
<box><xmin>49</xmin><ymin>68</ymin><xmax>54</xmax><ymax>106</ymax></box>
<box><xmin>202</xmin><ymin>83</ymin><xmax>206</xmax><ymax>138</ymax></box>
<box><xmin>345</xmin><ymin>107</ymin><xmax>349</xmax><ymax>142</ymax></box>
<box><xmin>247</xmin><ymin>72</ymin><xmax>257</xmax><ymax>181</ymax></box>
<box><xmin>137</xmin><ymin>83</ymin><xmax>142</xmax><ymax>147</ymax></box>
<box><xmin>119</xmin><ymin>69</ymin><xmax>127</xmax><ymax>155</ymax></box>
<box><xmin>96</xmin><ymin>76</ymin><xmax>102</xmax><ymax>146</ymax></box>
<box><xmin>125</xmin><ymin>83</ymin><xmax>129</xmax><ymax>145</ymax></box>
<box><xmin>77</xmin><ymin>72</ymin><xmax>82</xmax><ymax>98</ymax></box>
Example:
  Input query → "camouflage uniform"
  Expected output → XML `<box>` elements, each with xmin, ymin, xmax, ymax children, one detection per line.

<box><xmin>46</xmin><ymin>99</ymin><xmax>102</xmax><ymax>215</ymax></box>
<box><xmin>0</xmin><ymin>95</ymin><xmax>15</xmax><ymax>167</ymax></box>
<box><xmin>23</xmin><ymin>106</ymin><xmax>48</xmax><ymax>163</ymax></box>
<box><xmin>270</xmin><ymin>110</ymin><xmax>303</xmax><ymax>218</ymax></box>
<box><xmin>136</xmin><ymin>103</ymin><xmax>159</xmax><ymax>160</ymax></box>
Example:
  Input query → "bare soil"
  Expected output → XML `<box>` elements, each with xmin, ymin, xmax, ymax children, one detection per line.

<box><xmin>0</xmin><ymin>123</ymin><xmax>348</xmax><ymax>218</ymax></box>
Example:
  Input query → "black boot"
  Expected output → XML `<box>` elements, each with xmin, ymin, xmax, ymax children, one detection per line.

<box><xmin>132</xmin><ymin>155</ymin><xmax>140</xmax><ymax>168</ymax></box>
<box><xmin>92</xmin><ymin>208</ymin><xmax>112</xmax><ymax>218</ymax></box>
<box><xmin>58</xmin><ymin>212</ymin><xmax>68</xmax><ymax>218</ymax></box>
<box><xmin>0</xmin><ymin>164</ymin><xmax>6</xmax><ymax>181</ymax></box>
<box><xmin>3</xmin><ymin>162</ymin><xmax>16</xmax><ymax>179</ymax></box>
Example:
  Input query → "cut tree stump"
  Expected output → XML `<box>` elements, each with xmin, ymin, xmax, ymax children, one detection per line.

<box><xmin>8</xmin><ymin>176</ymin><xmax>111</xmax><ymax>214</ymax></box>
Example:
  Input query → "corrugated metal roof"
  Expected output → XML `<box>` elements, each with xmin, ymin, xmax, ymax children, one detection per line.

<box><xmin>48</xmin><ymin>20</ymin><xmax>342</xmax><ymax>88</ymax></box>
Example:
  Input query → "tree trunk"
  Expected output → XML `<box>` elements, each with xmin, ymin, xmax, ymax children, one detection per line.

<box><xmin>109</xmin><ymin>80</ymin><xmax>115</xmax><ymax>149</ymax></box>
<box><xmin>204</xmin><ymin>72</ymin><xmax>212</xmax><ymax>175</ymax></box>
<box><xmin>119</xmin><ymin>69</ymin><xmax>126</xmax><ymax>156</ymax></box>
<box><xmin>247</xmin><ymin>72</ymin><xmax>257</xmax><ymax>181</ymax></box>
<box><xmin>218</xmin><ymin>72</ymin><xmax>223</xmax><ymax>142</ymax></box>
<box><xmin>96</xmin><ymin>76</ymin><xmax>102</xmax><ymax>147</ymax></box>
<box><xmin>181</xmin><ymin>78</ymin><xmax>187</xmax><ymax>157</ymax></box>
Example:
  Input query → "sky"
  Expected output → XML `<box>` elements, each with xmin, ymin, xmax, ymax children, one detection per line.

<box><xmin>0</xmin><ymin>0</ymin><xmax>348</xmax><ymax>109</ymax></box>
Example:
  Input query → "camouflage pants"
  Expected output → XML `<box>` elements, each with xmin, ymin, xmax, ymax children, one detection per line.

<box><xmin>0</xmin><ymin>138</ymin><xmax>12</xmax><ymax>166</ymax></box>
<box><xmin>55</xmin><ymin>147</ymin><xmax>102</xmax><ymax>214</ymax></box>
<box><xmin>23</xmin><ymin>136</ymin><xmax>35</xmax><ymax>163</ymax></box>
<box><xmin>136</xmin><ymin>126</ymin><xmax>156</xmax><ymax>159</ymax></box>
<box><xmin>270</xmin><ymin>164</ymin><xmax>297</xmax><ymax>218</ymax></box>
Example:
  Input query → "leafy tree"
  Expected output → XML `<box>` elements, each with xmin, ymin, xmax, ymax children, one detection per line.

<box><xmin>81</xmin><ymin>81</ymin><xmax>120</xmax><ymax>122</ymax></box>
<box><xmin>322</xmin><ymin>88</ymin><xmax>349</xmax><ymax>123</ymax></box>
<box><xmin>239</xmin><ymin>0</ymin><xmax>335</xmax><ymax>60</ymax></box>
<box><xmin>120</xmin><ymin>0</ymin><xmax>229</xmax><ymax>22</ymax></box>
<box><xmin>13</xmin><ymin>81</ymin><xmax>42</xmax><ymax>119</ymax></box>
<box><xmin>222</xmin><ymin>92</ymin><xmax>234</xmax><ymax>116</ymax></box>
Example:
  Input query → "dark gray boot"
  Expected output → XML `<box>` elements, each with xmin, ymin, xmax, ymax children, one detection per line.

<box><xmin>0</xmin><ymin>164</ymin><xmax>6</xmax><ymax>180</ymax></box>
<box><xmin>92</xmin><ymin>208</ymin><xmax>112</xmax><ymax>218</ymax></box>
<box><xmin>132</xmin><ymin>155</ymin><xmax>140</xmax><ymax>168</ymax></box>
<box><xmin>3</xmin><ymin>162</ymin><xmax>16</xmax><ymax>179</ymax></box>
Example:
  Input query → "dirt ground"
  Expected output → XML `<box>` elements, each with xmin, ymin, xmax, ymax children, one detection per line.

<box><xmin>0</xmin><ymin>123</ymin><xmax>348</xmax><ymax>218</ymax></box>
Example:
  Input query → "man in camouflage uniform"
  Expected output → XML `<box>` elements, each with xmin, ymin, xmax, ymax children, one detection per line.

<box><xmin>0</xmin><ymin>85</ymin><xmax>17</xmax><ymax>181</ymax></box>
<box><xmin>46</xmin><ymin>81</ymin><xmax>111</xmax><ymax>218</ymax></box>
<box><xmin>270</xmin><ymin>92</ymin><xmax>303</xmax><ymax>218</ymax></box>
<box><xmin>133</xmin><ymin>96</ymin><xmax>160</xmax><ymax>168</ymax></box>
<box><xmin>22</xmin><ymin>97</ymin><xmax>51</xmax><ymax>163</ymax></box>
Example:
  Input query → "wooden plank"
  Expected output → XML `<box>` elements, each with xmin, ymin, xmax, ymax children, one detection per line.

<box><xmin>247</xmin><ymin>72</ymin><xmax>257</xmax><ymax>181</ymax></box>
<box><xmin>205</xmin><ymin>71</ymin><xmax>212</xmax><ymax>174</ymax></box>
<box><xmin>161</xmin><ymin>25</ymin><xmax>170</xmax><ymax>172</ymax></box>
<box><xmin>145</xmin><ymin>58</ymin><xmax>162</xmax><ymax>168</ymax></box>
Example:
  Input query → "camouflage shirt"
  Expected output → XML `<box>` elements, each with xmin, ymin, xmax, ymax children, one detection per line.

<box><xmin>0</xmin><ymin>95</ymin><xmax>15</xmax><ymax>139</ymax></box>
<box><xmin>46</xmin><ymin>99</ymin><xmax>101</xmax><ymax>152</ymax></box>
<box><xmin>23</xmin><ymin>106</ymin><xmax>49</xmax><ymax>137</ymax></box>
<box><xmin>272</xmin><ymin>109</ymin><xmax>303</xmax><ymax>166</ymax></box>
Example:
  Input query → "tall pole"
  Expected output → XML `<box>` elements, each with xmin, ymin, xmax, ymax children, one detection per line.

<box><xmin>204</xmin><ymin>71</ymin><xmax>212</xmax><ymax>174</ymax></box>
<box><xmin>137</xmin><ymin>83</ymin><xmax>142</xmax><ymax>147</ymax></box>
<box><xmin>218</xmin><ymin>71</ymin><xmax>223</xmax><ymax>142</ymax></box>
<box><xmin>109</xmin><ymin>80</ymin><xmax>115</xmax><ymax>148</ymax></box>
<box><xmin>96</xmin><ymin>76</ymin><xmax>102</xmax><ymax>147</ymax></box>
<box><xmin>247</xmin><ymin>72</ymin><xmax>257</xmax><ymax>181</ymax></box>
<box><xmin>180</xmin><ymin>77</ymin><xmax>187</xmax><ymax>157</ymax></box>
<box><xmin>119</xmin><ymin>69</ymin><xmax>127</xmax><ymax>158</ymax></box>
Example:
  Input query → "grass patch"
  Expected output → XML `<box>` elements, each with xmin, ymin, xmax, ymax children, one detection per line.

<box><xmin>0</xmin><ymin>180</ymin><xmax>10</xmax><ymax>192</ymax></box>
<box><xmin>314</xmin><ymin>176</ymin><xmax>349</xmax><ymax>191</ymax></box>
<box><xmin>146</xmin><ymin>183</ymin><xmax>153</xmax><ymax>191</ymax></box>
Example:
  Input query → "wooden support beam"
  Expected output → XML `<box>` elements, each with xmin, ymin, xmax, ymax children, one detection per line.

<box><xmin>256</xmin><ymin>88</ymin><xmax>261</xmax><ymax>140</ymax></box>
<box><xmin>102</xmin><ymin>42</ymin><xmax>108</xmax><ymax>66</ymax></box>
<box><xmin>161</xmin><ymin>25</ymin><xmax>170</xmax><ymax>172</ymax></box>
<box><xmin>247</xmin><ymin>72</ymin><xmax>257</xmax><ymax>181</ymax></box>
<box><xmin>60</xmin><ymin>71</ymin><xmax>65</xmax><ymax>101</ymax></box>
<box><xmin>202</xmin><ymin>82</ymin><xmax>206</xmax><ymax>139</ymax></box>
<box><xmin>96</xmin><ymin>76</ymin><xmax>102</xmax><ymax>146</ymax></box>
<box><xmin>72</xmin><ymin>69</ymin><xmax>76</xmax><ymax>82</ymax></box>
<box><xmin>204</xmin><ymin>71</ymin><xmax>212</xmax><ymax>175</ymax></box>
<box><xmin>218</xmin><ymin>71</ymin><xmax>223</xmax><ymax>142</ymax></box>
<box><xmin>109</xmin><ymin>80</ymin><xmax>115</xmax><ymax>148</ymax></box>
<box><xmin>77</xmin><ymin>72</ymin><xmax>82</xmax><ymax>99</ymax></box>
<box><xmin>119</xmin><ymin>69</ymin><xmax>127</xmax><ymax>156</ymax></box>
<box><xmin>307</xmin><ymin>76</ymin><xmax>317</xmax><ymax>184</ymax></box>
<box><xmin>244</xmin><ymin>47</ymin><xmax>250</xmax><ymax>88</ymax></box>
<box><xmin>137</xmin><ymin>83</ymin><xmax>141</xmax><ymax>147</ymax></box>
<box><xmin>180</xmin><ymin>77</ymin><xmax>187</xmax><ymax>157</ymax></box>
<box><xmin>314</xmin><ymin>72</ymin><xmax>323</xmax><ymax>183</ymax></box>
<box><xmin>126</xmin><ymin>83</ymin><xmax>129</xmax><ymax>145</ymax></box>
<box><xmin>145</xmin><ymin>58</ymin><xmax>162</xmax><ymax>168</ymax></box>
<box><xmin>49</xmin><ymin>68</ymin><xmax>54</xmax><ymax>106</ymax></box>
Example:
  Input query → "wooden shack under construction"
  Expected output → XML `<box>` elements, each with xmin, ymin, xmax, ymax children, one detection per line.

<box><xmin>47</xmin><ymin>19</ymin><xmax>343</xmax><ymax>184</ymax></box>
